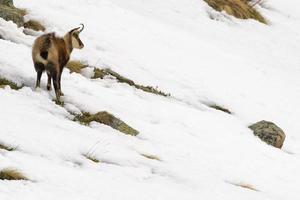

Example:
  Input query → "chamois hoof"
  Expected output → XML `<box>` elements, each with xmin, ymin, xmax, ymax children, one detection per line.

<box><xmin>54</xmin><ymin>99</ymin><xmax>64</xmax><ymax>106</ymax></box>
<box><xmin>35</xmin><ymin>87</ymin><xmax>41</xmax><ymax>92</ymax></box>
<box><xmin>47</xmin><ymin>85</ymin><xmax>52</xmax><ymax>91</ymax></box>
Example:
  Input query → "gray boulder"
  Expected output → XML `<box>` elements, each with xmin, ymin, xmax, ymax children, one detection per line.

<box><xmin>249</xmin><ymin>120</ymin><xmax>285</xmax><ymax>148</ymax></box>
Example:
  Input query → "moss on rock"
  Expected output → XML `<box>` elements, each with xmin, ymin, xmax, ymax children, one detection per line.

<box><xmin>74</xmin><ymin>111</ymin><xmax>139</xmax><ymax>136</ymax></box>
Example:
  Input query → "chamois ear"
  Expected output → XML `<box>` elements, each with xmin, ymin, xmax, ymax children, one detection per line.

<box><xmin>69</xmin><ymin>24</ymin><xmax>84</xmax><ymax>34</ymax></box>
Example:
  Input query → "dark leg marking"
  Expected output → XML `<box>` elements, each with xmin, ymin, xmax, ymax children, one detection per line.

<box><xmin>58</xmin><ymin>67</ymin><xmax>64</xmax><ymax>96</ymax></box>
<box><xmin>34</xmin><ymin>62</ymin><xmax>45</xmax><ymax>88</ymax></box>
<box><xmin>51</xmin><ymin>70</ymin><xmax>60</xmax><ymax>102</ymax></box>
<box><xmin>47</xmin><ymin>72</ymin><xmax>52</xmax><ymax>91</ymax></box>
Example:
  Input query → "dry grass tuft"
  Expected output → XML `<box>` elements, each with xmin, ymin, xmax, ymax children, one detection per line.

<box><xmin>235</xmin><ymin>183</ymin><xmax>259</xmax><ymax>191</ymax></box>
<box><xmin>0</xmin><ymin>168</ymin><xmax>28</xmax><ymax>181</ymax></box>
<box><xmin>24</xmin><ymin>20</ymin><xmax>45</xmax><ymax>32</ymax></box>
<box><xmin>204</xmin><ymin>0</ymin><xmax>267</xmax><ymax>24</ymax></box>
<box><xmin>208</xmin><ymin>104</ymin><xmax>232</xmax><ymax>114</ymax></box>
<box><xmin>66</xmin><ymin>60</ymin><xmax>88</xmax><ymax>74</ymax></box>
<box><xmin>141</xmin><ymin>154</ymin><xmax>161</xmax><ymax>161</ymax></box>
<box><xmin>227</xmin><ymin>181</ymin><xmax>259</xmax><ymax>192</ymax></box>
<box><xmin>0</xmin><ymin>142</ymin><xmax>16</xmax><ymax>151</ymax></box>
<box><xmin>0</xmin><ymin>77</ymin><xmax>21</xmax><ymax>90</ymax></box>
<box><xmin>83</xmin><ymin>154</ymin><xmax>100</xmax><ymax>163</ymax></box>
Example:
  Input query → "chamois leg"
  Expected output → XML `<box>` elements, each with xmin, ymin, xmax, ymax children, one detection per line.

<box><xmin>58</xmin><ymin>68</ymin><xmax>64</xmax><ymax>96</ymax></box>
<box><xmin>46</xmin><ymin>62</ymin><xmax>60</xmax><ymax>102</ymax></box>
<box><xmin>46</xmin><ymin>71</ymin><xmax>52</xmax><ymax>91</ymax></box>
<box><xmin>34</xmin><ymin>62</ymin><xmax>44</xmax><ymax>88</ymax></box>
<box><xmin>51</xmin><ymin>71</ymin><xmax>60</xmax><ymax>102</ymax></box>
<box><xmin>36</xmin><ymin>71</ymin><xmax>42</xmax><ymax>88</ymax></box>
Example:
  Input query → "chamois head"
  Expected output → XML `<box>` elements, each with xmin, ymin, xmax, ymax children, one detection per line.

<box><xmin>68</xmin><ymin>24</ymin><xmax>85</xmax><ymax>49</ymax></box>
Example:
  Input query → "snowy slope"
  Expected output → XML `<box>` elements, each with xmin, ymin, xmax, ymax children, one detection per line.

<box><xmin>1</xmin><ymin>0</ymin><xmax>300</xmax><ymax>199</ymax></box>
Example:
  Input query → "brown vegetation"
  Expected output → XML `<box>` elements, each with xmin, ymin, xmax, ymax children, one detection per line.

<box><xmin>204</xmin><ymin>0</ymin><xmax>266</xmax><ymax>24</ymax></box>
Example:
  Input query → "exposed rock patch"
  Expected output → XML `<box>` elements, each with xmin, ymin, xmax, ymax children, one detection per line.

<box><xmin>0</xmin><ymin>0</ymin><xmax>45</xmax><ymax>32</ymax></box>
<box><xmin>74</xmin><ymin>111</ymin><xmax>139</xmax><ymax>136</ymax></box>
<box><xmin>66</xmin><ymin>60</ymin><xmax>170</xmax><ymax>97</ymax></box>
<box><xmin>93</xmin><ymin>68</ymin><xmax>170</xmax><ymax>97</ymax></box>
<box><xmin>0</xmin><ymin>0</ymin><xmax>26</xmax><ymax>27</ymax></box>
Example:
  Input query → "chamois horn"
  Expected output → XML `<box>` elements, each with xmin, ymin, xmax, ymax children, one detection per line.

<box><xmin>78</xmin><ymin>23</ymin><xmax>84</xmax><ymax>33</ymax></box>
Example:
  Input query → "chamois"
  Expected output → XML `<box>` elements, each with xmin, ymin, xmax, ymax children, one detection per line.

<box><xmin>32</xmin><ymin>24</ymin><xmax>84</xmax><ymax>102</ymax></box>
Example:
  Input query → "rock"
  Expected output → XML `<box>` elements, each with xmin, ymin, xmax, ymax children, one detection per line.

<box><xmin>0</xmin><ymin>0</ymin><xmax>26</xmax><ymax>27</ymax></box>
<box><xmin>249</xmin><ymin>120</ymin><xmax>286</xmax><ymax>148</ymax></box>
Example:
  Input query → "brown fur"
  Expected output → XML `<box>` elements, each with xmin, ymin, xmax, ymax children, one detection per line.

<box><xmin>32</xmin><ymin>25</ymin><xmax>84</xmax><ymax>101</ymax></box>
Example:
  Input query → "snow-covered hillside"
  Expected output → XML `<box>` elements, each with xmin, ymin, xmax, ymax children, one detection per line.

<box><xmin>1</xmin><ymin>0</ymin><xmax>300</xmax><ymax>199</ymax></box>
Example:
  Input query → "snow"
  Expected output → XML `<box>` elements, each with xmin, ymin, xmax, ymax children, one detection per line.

<box><xmin>1</xmin><ymin>0</ymin><xmax>300</xmax><ymax>199</ymax></box>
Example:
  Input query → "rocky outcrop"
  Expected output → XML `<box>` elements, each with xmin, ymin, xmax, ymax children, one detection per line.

<box><xmin>0</xmin><ymin>0</ymin><xmax>14</xmax><ymax>7</ymax></box>
<box><xmin>0</xmin><ymin>0</ymin><xmax>45</xmax><ymax>32</ymax></box>
<box><xmin>249</xmin><ymin>120</ymin><xmax>286</xmax><ymax>148</ymax></box>
<box><xmin>0</xmin><ymin>0</ymin><xmax>25</xmax><ymax>27</ymax></box>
